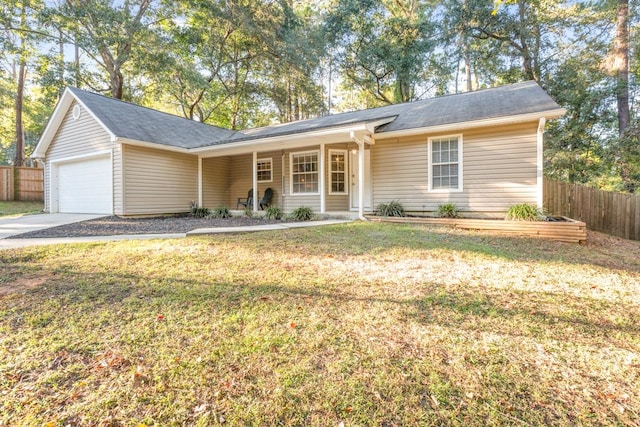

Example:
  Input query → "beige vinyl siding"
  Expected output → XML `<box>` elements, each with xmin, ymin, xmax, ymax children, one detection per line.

<box><xmin>44</xmin><ymin>163</ymin><xmax>51</xmax><ymax>213</ymax></box>
<box><xmin>227</xmin><ymin>151</ymin><xmax>283</xmax><ymax>209</ymax></box>
<box><xmin>229</xmin><ymin>154</ymin><xmax>251</xmax><ymax>208</ymax></box>
<box><xmin>122</xmin><ymin>144</ymin><xmax>197</xmax><ymax>215</ymax></box>
<box><xmin>202</xmin><ymin>156</ymin><xmax>230</xmax><ymax>208</ymax></box>
<box><xmin>44</xmin><ymin>101</ymin><xmax>113</xmax><ymax>212</ymax></box>
<box><xmin>373</xmin><ymin>122</ymin><xmax>539</xmax><ymax>218</ymax></box>
<box><xmin>112</xmin><ymin>144</ymin><xmax>123</xmax><ymax>215</ymax></box>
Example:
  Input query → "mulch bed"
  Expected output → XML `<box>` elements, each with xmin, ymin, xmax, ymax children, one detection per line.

<box><xmin>10</xmin><ymin>215</ymin><xmax>286</xmax><ymax>239</ymax></box>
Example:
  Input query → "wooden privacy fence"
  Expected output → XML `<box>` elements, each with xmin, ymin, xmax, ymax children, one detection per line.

<box><xmin>0</xmin><ymin>166</ymin><xmax>44</xmax><ymax>202</ymax></box>
<box><xmin>544</xmin><ymin>179</ymin><xmax>640</xmax><ymax>241</ymax></box>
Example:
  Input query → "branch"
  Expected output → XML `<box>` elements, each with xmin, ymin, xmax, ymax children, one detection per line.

<box><xmin>0</xmin><ymin>26</ymin><xmax>57</xmax><ymax>41</ymax></box>
<box><xmin>468</xmin><ymin>25</ymin><xmax>523</xmax><ymax>52</ymax></box>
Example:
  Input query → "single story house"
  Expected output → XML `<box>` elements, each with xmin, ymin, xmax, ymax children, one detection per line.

<box><xmin>32</xmin><ymin>81</ymin><xmax>565</xmax><ymax>219</ymax></box>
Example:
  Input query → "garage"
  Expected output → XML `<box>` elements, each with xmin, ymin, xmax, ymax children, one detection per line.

<box><xmin>56</xmin><ymin>155</ymin><xmax>112</xmax><ymax>214</ymax></box>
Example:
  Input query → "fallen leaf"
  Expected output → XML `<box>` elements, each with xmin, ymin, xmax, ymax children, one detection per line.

<box><xmin>132</xmin><ymin>366</ymin><xmax>147</xmax><ymax>388</ymax></box>
<box><xmin>344</xmin><ymin>406</ymin><xmax>353</xmax><ymax>413</ymax></box>
<box><xmin>290</xmin><ymin>322</ymin><xmax>296</xmax><ymax>328</ymax></box>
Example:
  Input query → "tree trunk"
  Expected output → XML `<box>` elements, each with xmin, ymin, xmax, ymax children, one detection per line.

<box><xmin>14</xmin><ymin>4</ymin><xmax>27</xmax><ymax>167</ymax></box>
<box><xmin>110</xmin><ymin>68</ymin><xmax>124</xmax><ymax>99</ymax></box>
<box><xmin>15</xmin><ymin>61</ymin><xmax>25</xmax><ymax>167</ymax></box>
<box><xmin>464</xmin><ymin>49</ymin><xmax>472</xmax><ymax>92</ymax></box>
<box><xmin>59</xmin><ymin>30</ymin><xmax>65</xmax><ymax>93</ymax></box>
<box><xmin>518</xmin><ymin>2</ymin><xmax>535</xmax><ymax>81</ymax></box>
<box><xmin>74</xmin><ymin>42</ymin><xmax>80</xmax><ymax>87</ymax></box>
<box><xmin>614</xmin><ymin>0</ymin><xmax>630</xmax><ymax>135</ymax></box>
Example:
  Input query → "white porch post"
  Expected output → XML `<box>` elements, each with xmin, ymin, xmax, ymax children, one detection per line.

<box><xmin>320</xmin><ymin>143</ymin><xmax>326</xmax><ymax>213</ymax></box>
<box><xmin>358</xmin><ymin>141</ymin><xmax>365</xmax><ymax>220</ymax></box>
<box><xmin>537</xmin><ymin>117</ymin><xmax>546</xmax><ymax>210</ymax></box>
<box><xmin>197</xmin><ymin>156</ymin><xmax>203</xmax><ymax>208</ymax></box>
<box><xmin>350</xmin><ymin>131</ymin><xmax>368</xmax><ymax>221</ymax></box>
<box><xmin>252</xmin><ymin>151</ymin><xmax>258</xmax><ymax>212</ymax></box>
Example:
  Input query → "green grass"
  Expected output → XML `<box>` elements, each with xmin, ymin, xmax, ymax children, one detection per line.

<box><xmin>0</xmin><ymin>201</ymin><xmax>44</xmax><ymax>217</ymax></box>
<box><xmin>1</xmin><ymin>222</ymin><xmax>639</xmax><ymax>425</ymax></box>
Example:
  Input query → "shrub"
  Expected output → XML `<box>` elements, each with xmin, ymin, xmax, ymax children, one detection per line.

<box><xmin>244</xmin><ymin>207</ymin><xmax>253</xmax><ymax>218</ymax></box>
<box><xmin>377</xmin><ymin>200</ymin><xmax>405</xmax><ymax>217</ymax></box>
<box><xmin>289</xmin><ymin>206</ymin><xmax>313</xmax><ymax>221</ymax></box>
<box><xmin>505</xmin><ymin>203</ymin><xmax>542</xmax><ymax>221</ymax></box>
<box><xmin>210</xmin><ymin>206</ymin><xmax>231</xmax><ymax>219</ymax></box>
<box><xmin>190</xmin><ymin>202</ymin><xmax>210</xmax><ymax>218</ymax></box>
<box><xmin>438</xmin><ymin>203</ymin><xmax>459</xmax><ymax>218</ymax></box>
<box><xmin>265</xmin><ymin>206</ymin><xmax>284</xmax><ymax>220</ymax></box>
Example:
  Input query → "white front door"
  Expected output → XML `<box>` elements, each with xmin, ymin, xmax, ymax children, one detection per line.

<box><xmin>350</xmin><ymin>149</ymin><xmax>372</xmax><ymax>211</ymax></box>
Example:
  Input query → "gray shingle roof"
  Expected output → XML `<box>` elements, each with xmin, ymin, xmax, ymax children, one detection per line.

<box><xmin>225</xmin><ymin>81</ymin><xmax>560</xmax><ymax>142</ymax></box>
<box><xmin>70</xmin><ymin>80</ymin><xmax>560</xmax><ymax>150</ymax></box>
<box><xmin>375</xmin><ymin>80</ymin><xmax>561</xmax><ymax>133</ymax></box>
<box><xmin>69</xmin><ymin>87</ymin><xmax>242</xmax><ymax>148</ymax></box>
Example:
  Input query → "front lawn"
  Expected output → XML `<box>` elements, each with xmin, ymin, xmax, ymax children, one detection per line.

<box><xmin>0</xmin><ymin>201</ymin><xmax>44</xmax><ymax>217</ymax></box>
<box><xmin>1</xmin><ymin>223</ymin><xmax>639</xmax><ymax>425</ymax></box>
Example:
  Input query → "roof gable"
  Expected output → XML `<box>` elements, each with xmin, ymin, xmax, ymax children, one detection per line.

<box><xmin>67</xmin><ymin>88</ymin><xmax>242</xmax><ymax>148</ymax></box>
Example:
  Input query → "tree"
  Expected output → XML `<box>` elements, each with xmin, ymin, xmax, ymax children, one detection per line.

<box><xmin>0</xmin><ymin>0</ymin><xmax>45</xmax><ymax>166</ymax></box>
<box><xmin>260</xmin><ymin>0</ymin><xmax>326</xmax><ymax>122</ymax></box>
<box><xmin>43</xmin><ymin>0</ymin><xmax>156</xmax><ymax>99</ymax></box>
<box><xmin>613</xmin><ymin>0</ymin><xmax>630</xmax><ymax>135</ymax></box>
<box><xmin>324</xmin><ymin>0</ymin><xmax>442</xmax><ymax>105</ymax></box>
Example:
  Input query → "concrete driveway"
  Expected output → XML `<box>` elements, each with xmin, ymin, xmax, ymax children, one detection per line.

<box><xmin>0</xmin><ymin>213</ymin><xmax>105</xmax><ymax>239</ymax></box>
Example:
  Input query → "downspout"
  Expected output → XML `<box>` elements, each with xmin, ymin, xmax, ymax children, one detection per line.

<box><xmin>537</xmin><ymin>117</ymin><xmax>546</xmax><ymax>211</ymax></box>
<box><xmin>350</xmin><ymin>132</ymin><xmax>367</xmax><ymax>221</ymax></box>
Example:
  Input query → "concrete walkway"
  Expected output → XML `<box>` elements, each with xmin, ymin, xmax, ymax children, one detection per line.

<box><xmin>0</xmin><ymin>219</ymin><xmax>352</xmax><ymax>250</ymax></box>
<box><xmin>0</xmin><ymin>213</ymin><xmax>105</xmax><ymax>239</ymax></box>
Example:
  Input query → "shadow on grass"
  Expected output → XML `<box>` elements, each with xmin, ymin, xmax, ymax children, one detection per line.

<box><xmin>267</xmin><ymin>222</ymin><xmax>640</xmax><ymax>275</ymax></box>
<box><xmin>4</xmin><ymin>260</ymin><xmax>638</xmax><ymax>345</ymax></box>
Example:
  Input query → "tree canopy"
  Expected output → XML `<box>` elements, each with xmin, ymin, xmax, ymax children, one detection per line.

<box><xmin>1</xmin><ymin>0</ymin><xmax>638</xmax><ymax>191</ymax></box>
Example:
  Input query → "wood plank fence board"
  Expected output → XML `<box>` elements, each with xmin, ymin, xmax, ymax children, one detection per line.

<box><xmin>544</xmin><ymin>179</ymin><xmax>640</xmax><ymax>241</ymax></box>
<box><xmin>0</xmin><ymin>166</ymin><xmax>43</xmax><ymax>202</ymax></box>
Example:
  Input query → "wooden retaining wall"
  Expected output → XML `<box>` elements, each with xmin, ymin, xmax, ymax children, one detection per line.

<box><xmin>367</xmin><ymin>216</ymin><xmax>587</xmax><ymax>243</ymax></box>
<box><xmin>544</xmin><ymin>179</ymin><xmax>640</xmax><ymax>241</ymax></box>
<box><xmin>0</xmin><ymin>166</ymin><xmax>44</xmax><ymax>202</ymax></box>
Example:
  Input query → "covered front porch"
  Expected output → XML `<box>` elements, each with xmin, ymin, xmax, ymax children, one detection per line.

<box><xmin>193</xmin><ymin>124</ymin><xmax>383</xmax><ymax>219</ymax></box>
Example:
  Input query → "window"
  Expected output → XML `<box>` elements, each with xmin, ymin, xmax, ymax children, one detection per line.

<box><xmin>329</xmin><ymin>150</ymin><xmax>347</xmax><ymax>194</ymax></box>
<box><xmin>257</xmin><ymin>158</ymin><xmax>272</xmax><ymax>183</ymax></box>
<box><xmin>429</xmin><ymin>135</ymin><xmax>462</xmax><ymax>191</ymax></box>
<box><xmin>290</xmin><ymin>151</ymin><xmax>319</xmax><ymax>194</ymax></box>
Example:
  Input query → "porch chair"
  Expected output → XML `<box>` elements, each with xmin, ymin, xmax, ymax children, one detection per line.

<box><xmin>237</xmin><ymin>189</ymin><xmax>254</xmax><ymax>209</ymax></box>
<box><xmin>260</xmin><ymin>187</ymin><xmax>274</xmax><ymax>210</ymax></box>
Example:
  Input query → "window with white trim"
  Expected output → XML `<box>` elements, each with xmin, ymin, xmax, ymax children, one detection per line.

<box><xmin>290</xmin><ymin>151</ymin><xmax>319</xmax><ymax>194</ymax></box>
<box><xmin>329</xmin><ymin>150</ymin><xmax>347</xmax><ymax>194</ymax></box>
<box><xmin>429</xmin><ymin>135</ymin><xmax>462</xmax><ymax>191</ymax></box>
<box><xmin>257</xmin><ymin>158</ymin><xmax>272</xmax><ymax>183</ymax></box>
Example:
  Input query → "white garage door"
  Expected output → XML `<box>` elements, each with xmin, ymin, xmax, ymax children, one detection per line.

<box><xmin>57</xmin><ymin>156</ymin><xmax>112</xmax><ymax>214</ymax></box>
